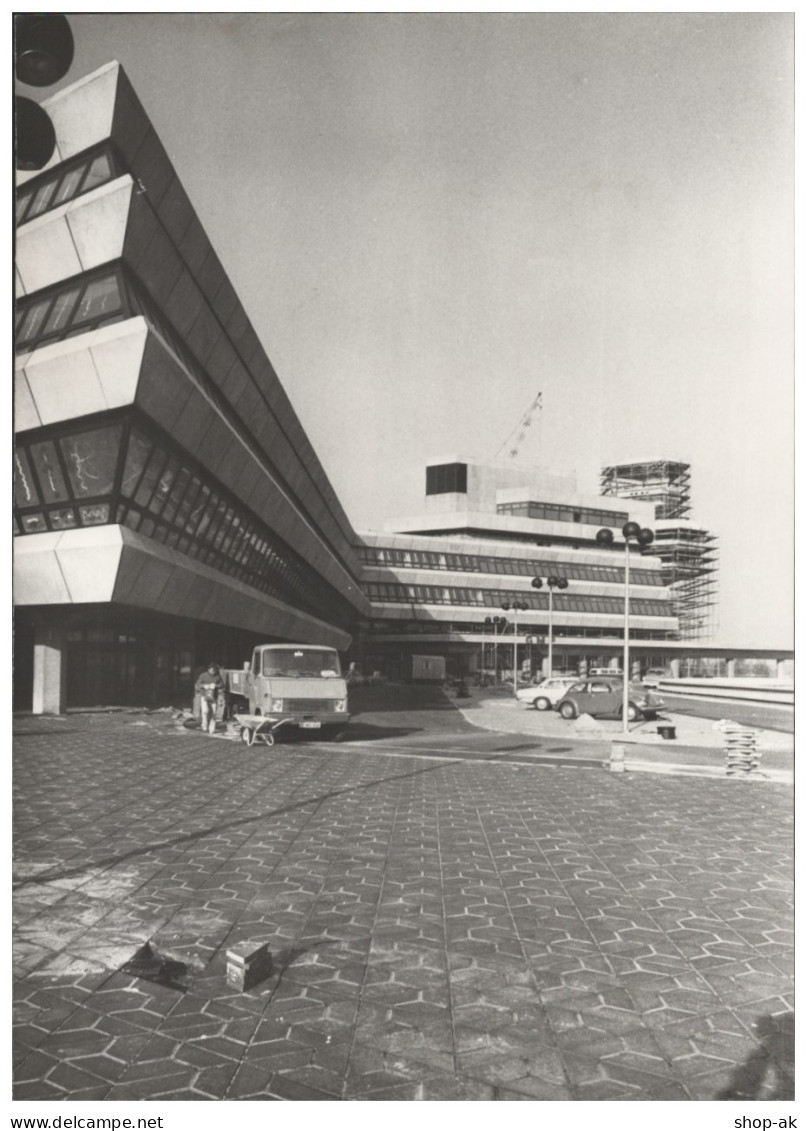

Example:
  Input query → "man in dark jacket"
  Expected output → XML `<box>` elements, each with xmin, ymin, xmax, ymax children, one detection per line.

<box><xmin>195</xmin><ymin>662</ymin><xmax>224</xmax><ymax>735</ymax></box>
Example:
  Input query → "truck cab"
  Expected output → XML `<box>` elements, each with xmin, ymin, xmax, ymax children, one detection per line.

<box><xmin>228</xmin><ymin>644</ymin><xmax>349</xmax><ymax>736</ymax></box>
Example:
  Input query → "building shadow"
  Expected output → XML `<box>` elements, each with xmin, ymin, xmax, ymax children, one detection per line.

<box><xmin>717</xmin><ymin>1012</ymin><xmax>794</xmax><ymax>1100</ymax></box>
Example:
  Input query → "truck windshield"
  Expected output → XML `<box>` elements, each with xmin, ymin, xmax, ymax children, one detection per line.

<box><xmin>262</xmin><ymin>649</ymin><xmax>341</xmax><ymax>677</ymax></box>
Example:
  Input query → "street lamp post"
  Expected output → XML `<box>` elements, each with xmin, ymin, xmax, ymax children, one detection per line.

<box><xmin>596</xmin><ymin>522</ymin><xmax>655</xmax><ymax>733</ymax></box>
<box><xmin>484</xmin><ymin>616</ymin><xmax>507</xmax><ymax>682</ymax></box>
<box><xmin>531</xmin><ymin>575</ymin><xmax>569</xmax><ymax>677</ymax></box>
<box><xmin>500</xmin><ymin>601</ymin><xmax>527</xmax><ymax>696</ymax></box>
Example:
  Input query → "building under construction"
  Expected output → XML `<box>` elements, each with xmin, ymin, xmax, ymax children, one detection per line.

<box><xmin>600</xmin><ymin>461</ymin><xmax>719</xmax><ymax>640</ymax></box>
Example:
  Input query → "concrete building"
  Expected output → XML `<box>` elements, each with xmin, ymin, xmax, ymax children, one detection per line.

<box><xmin>355</xmin><ymin>457</ymin><xmax>679</xmax><ymax>681</ymax></box>
<box><xmin>14</xmin><ymin>63</ymin><xmax>369</xmax><ymax>711</ymax></box>
<box><xmin>15</xmin><ymin>64</ymin><xmax>790</xmax><ymax>711</ymax></box>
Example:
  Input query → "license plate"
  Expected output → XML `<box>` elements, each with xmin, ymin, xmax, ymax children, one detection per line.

<box><xmin>300</xmin><ymin>720</ymin><xmax>321</xmax><ymax>729</ymax></box>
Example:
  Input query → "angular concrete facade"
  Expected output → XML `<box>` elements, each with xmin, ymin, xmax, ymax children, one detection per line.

<box><xmin>15</xmin><ymin>63</ymin><xmax>369</xmax><ymax>711</ymax></box>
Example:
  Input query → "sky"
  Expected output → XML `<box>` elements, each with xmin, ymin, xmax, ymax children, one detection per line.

<box><xmin>41</xmin><ymin>13</ymin><xmax>794</xmax><ymax>647</ymax></box>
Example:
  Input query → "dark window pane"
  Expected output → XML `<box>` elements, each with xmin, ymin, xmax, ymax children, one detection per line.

<box><xmin>81</xmin><ymin>151</ymin><xmax>113</xmax><ymax>193</ymax></box>
<box><xmin>16</xmin><ymin>192</ymin><xmax>32</xmax><ymax>224</ymax></box>
<box><xmin>150</xmin><ymin>458</ymin><xmax>180</xmax><ymax>514</ymax></box>
<box><xmin>49</xmin><ymin>507</ymin><xmax>77</xmax><ymax>530</ymax></box>
<box><xmin>75</xmin><ymin>275</ymin><xmax>122</xmax><ymax>322</ymax></box>
<box><xmin>121</xmin><ymin>431</ymin><xmax>153</xmax><ymax>497</ymax></box>
<box><xmin>29</xmin><ymin>441</ymin><xmax>69</xmax><ymax>502</ymax></box>
<box><xmin>14</xmin><ymin>449</ymin><xmax>40</xmax><ymax>507</ymax></box>
<box><xmin>26</xmin><ymin>178</ymin><xmax>59</xmax><ymax>220</ymax></box>
<box><xmin>21</xmin><ymin>513</ymin><xmax>47</xmax><ymax>533</ymax></box>
<box><xmin>194</xmin><ymin>492</ymin><xmax>218</xmax><ymax>540</ymax></box>
<box><xmin>176</xmin><ymin>476</ymin><xmax>202</xmax><ymax>528</ymax></box>
<box><xmin>134</xmin><ymin>448</ymin><xmax>167</xmax><ymax>507</ymax></box>
<box><xmin>43</xmin><ymin>287</ymin><xmax>81</xmax><ymax>335</ymax></box>
<box><xmin>123</xmin><ymin>510</ymin><xmax>140</xmax><ymax>531</ymax></box>
<box><xmin>162</xmin><ymin>468</ymin><xmax>190</xmax><ymax>523</ymax></box>
<box><xmin>18</xmin><ymin>297</ymin><xmax>52</xmax><ymax>344</ymax></box>
<box><xmin>187</xmin><ymin>485</ymin><xmax>212</xmax><ymax>535</ymax></box>
<box><xmin>60</xmin><ymin>427</ymin><xmax>122</xmax><ymax>498</ymax></box>
<box><xmin>79</xmin><ymin>503</ymin><xmax>110</xmax><ymax>525</ymax></box>
<box><xmin>52</xmin><ymin>165</ymin><xmax>84</xmax><ymax>206</ymax></box>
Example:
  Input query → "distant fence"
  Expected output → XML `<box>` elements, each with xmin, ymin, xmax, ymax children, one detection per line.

<box><xmin>659</xmin><ymin>678</ymin><xmax>794</xmax><ymax>707</ymax></box>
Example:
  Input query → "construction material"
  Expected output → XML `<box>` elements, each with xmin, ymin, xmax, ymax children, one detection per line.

<box><xmin>226</xmin><ymin>941</ymin><xmax>273</xmax><ymax>992</ymax></box>
<box><xmin>717</xmin><ymin>720</ymin><xmax>762</xmax><ymax>777</ymax></box>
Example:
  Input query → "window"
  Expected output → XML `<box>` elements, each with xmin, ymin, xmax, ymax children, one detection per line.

<box><xmin>29</xmin><ymin>441</ymin><xmax>69</xmax><ymax>503</ymax></box>
<box><xmin>16</xmin><ymin>269</ymin><xmax>127</xmax><ymax>354</ymax></box>
<box><xmin>60</xmin><ymin>427</ymin><xmax>122</xmax><ymax>498</ymax></box>
<box><xmin>16</xmin><ymin>145</ymin><xmax>120</xmax><ymax>228</ymax></box>
<box><xmin>426</xmin><ymin>462</ymin><xmax>468</xmax><ymax>495</ymax></box>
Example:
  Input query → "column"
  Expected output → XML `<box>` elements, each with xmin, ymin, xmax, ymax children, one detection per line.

<box><xmin>777</xmin><ymin>658</ymin><xmax>788</xmax><ymax>681</ymax></box>
<box><xmin>726</xmin><ymin>659</ymin><xmax>737</xmax><ymax>678</ymax></box>
<box><xmin>669</xmin><ymin>658</ymin><xmax>681</xmax><ymax>678</ymax></box>
<box><xmin>32</xmin><ymin>625</ymin><xmax>67</xmax><ymax>715</ymax></box>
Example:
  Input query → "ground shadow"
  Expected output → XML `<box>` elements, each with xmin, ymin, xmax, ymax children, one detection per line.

<box><xmin>717</xmin><ymin>1013</ymin><xmax>794</xmax><ymax>1100</ymax></box>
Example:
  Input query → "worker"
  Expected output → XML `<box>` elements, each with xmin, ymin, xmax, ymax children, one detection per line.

<box><xmin>195</xmin><ymin>662</ymin><xmax>224</xmax><ymax>735</ymax></box>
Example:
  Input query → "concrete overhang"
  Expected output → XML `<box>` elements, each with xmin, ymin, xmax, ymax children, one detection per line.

<box><xmin>14</xmin><ymin>525</ymin><xmax>352</xmax><ymax>652</ymax></box>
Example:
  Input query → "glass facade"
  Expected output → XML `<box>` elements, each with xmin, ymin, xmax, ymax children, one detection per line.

<box><xmin>426</xmin><ymin>462</ymin><xmax>468</xmax><ymax>495</ymax></box>
<box><xmin>497</xmin><ymin>500</ymin><xmax>629</xmax><ymax>527</ymax></box>
<box><xmin>358</xmin><ymin>545</ymin><xmax>665</xmax><ymax>587</ymax></box>
<box><xmin>364</xmin><ymin>582</ymin><xmax>672</xmax><ymax>618</ymax></box>
<box><xmin>14</xmin><ymin>414</ymin><xmax>356</xmax><ymax>629</ymax></box>
<box><xmin>16</xmin><ymin>144</ymin><xmax>120</xmax><ymax>227</ymax></box>
<box><xmin>16</xmin><ymin>268</ymin><xmax>127</xmax><ymax>354</ymax></box>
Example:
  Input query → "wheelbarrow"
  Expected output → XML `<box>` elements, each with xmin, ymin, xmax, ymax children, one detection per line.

<box><xmin>234</xmin><ymin>713</ymin><xmax>293</xmax><ymax>747</ymax></box>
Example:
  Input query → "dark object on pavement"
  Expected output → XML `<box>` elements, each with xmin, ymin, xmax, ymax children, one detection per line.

<box><xmin>121</xmin><ymin>942</ymin><xmax>190</xmax><ymax>992</ymax></box>
<box><xmin>657</xmin><ymin>725</ymin><xmax>677</xmax><ymax>740</ymax></box>
<box><xmin>226</xmin><ymin>940</ymin><xmax>273</xmax><ymax>992</ymax></box>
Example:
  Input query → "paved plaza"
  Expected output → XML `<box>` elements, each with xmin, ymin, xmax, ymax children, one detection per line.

<box><xmin>12</xmin><ymin>692</ymin><xmax>794</xmax><ymax>1102</ymax></box>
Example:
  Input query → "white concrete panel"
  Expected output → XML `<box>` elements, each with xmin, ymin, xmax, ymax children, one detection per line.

<box><xmin>14</xmin><ymin>536</ymin><xmax>71</xmax><ymax>605</ymax></box>
<box><xmin>16</xmin><ymin>215</ymin><xmax>82</xmax><ymax>293</ymax></box>
<box><xmin>45</xmin><ymin>62</ymin><xmax>118</xmax><ymax>161</ymax></box>
<box><xmin>66</xmin><ymin>180</ymin><xmax>133</xmax><ymax>271</ymax></box>
<box><xmin>15</xmin><ymin>265</ymin><xmax>26</xmax><ymax>297</ymax></box>
<box><xmin>56</xmin><ymin>526</ymin><xmax>124</xmax><ymax>551</ymax></box>
<box><xmin>24</xmin><ymin>348</ymin><xmax>107</xmax><ymax>426</ymax></box>
<box><xmin>14</xmin><ymin>371</ymin><xmax>42</xmax><ymax>432</ymax></box>
<box><xmin>56</xmin><ymin>541</ymin><xmax>122</xmax><ymax>603</ymax></box>
<box><xmin>90</xmin><ymin>322</ymin><xmax>148</xmax><ymax>409</ymax></box>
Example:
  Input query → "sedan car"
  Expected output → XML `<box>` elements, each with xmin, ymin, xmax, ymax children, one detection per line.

<box><xmin>556</xmin><ymin>677</ymin><xmax>665</xmax><ymax>722</ymax></box>
<box><xmin>516</xmin><ymin>676</ymin><xmax>578</xmax><ymax>711</ymax></box>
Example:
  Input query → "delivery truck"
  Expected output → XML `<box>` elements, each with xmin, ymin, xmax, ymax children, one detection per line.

<box><xmin>226</xmin><ymin>643</ymin><xmax>350</xmax><ymax>738</ymax></box>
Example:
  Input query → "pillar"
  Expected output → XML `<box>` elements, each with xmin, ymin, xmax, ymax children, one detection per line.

<box><xmin>777</xmin><ymin>658</ymin><xmax>788</xmax><ymax>681</ymax></box>
<box><xmin>726</xmin><ymin>659</ymin><xmax>737</xmax><ymax>678</ymax></box>
<box><xmin>32</xmin><ymin>625</ymin><xmax>66</xmax><ymax>715</ymax></box>
<box><xmin>669</xmin><ymin>658</ymin><xmax>681</xmax><ymax>678</ymax></box>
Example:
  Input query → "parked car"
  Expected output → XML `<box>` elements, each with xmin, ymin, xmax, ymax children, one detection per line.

<box><xmin>588</xmin><ymin>667</ymin><xmax>623</xmax><ymax>677</ymax></box>
<box><xmin>642</xmin><ymin>668</ymin><xmax>670</xmax><ymax>688</ymax></box>
<box><xmin>556</xmin><ymin>676</ymin><xmax>665</xmax><ymax>722</ymax></box>
<box><xmin>516</xmin><ymin>676</ymin><xmax>578</xmax><ymax>711</ymax></box>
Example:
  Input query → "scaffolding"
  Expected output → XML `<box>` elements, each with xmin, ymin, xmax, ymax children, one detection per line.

<box><xmin>600</xmin><ymin>461</ymin><xmax>719</xmax><ymax>641</ymax></box>
<box><xmin>600</xmin><ymin>460</ymin><xmax>692</xmax><ymax>520</ymax></box>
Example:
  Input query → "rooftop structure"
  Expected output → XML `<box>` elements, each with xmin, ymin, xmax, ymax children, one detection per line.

<box><xmin>600</xmin><ymin>460</ymin><xmax>719</xmax><ymax>640</ymax></box>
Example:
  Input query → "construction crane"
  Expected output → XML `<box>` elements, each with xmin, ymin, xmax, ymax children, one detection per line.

<box><xmin>494</xmin><ymin>390</ymin><xmax>542</xmax><ymax>461</ymax></box>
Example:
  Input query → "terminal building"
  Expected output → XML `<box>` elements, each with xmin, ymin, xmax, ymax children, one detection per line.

<box><xmin>14</xmin><ymin>63</ymin><xmax>369</xmax><ymax>711</ymax></box>
<box><xmin>355</xmin><ymin>457</ymin><xmax>678</xmax><ymax>682</ymax></box>
<box><xmin>14</xmin><ymin>63</ymin><xmax>791</xmax><ymax>711</ymax></box>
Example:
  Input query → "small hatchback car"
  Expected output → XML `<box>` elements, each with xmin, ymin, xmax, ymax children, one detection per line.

<box><xmin>516</xmin><ymin>677</ymin><xmax>578</xmax><ymax>711</ymax></box>
<box><xmin>556</xmin><ymin>676</ymin><xmax>665</xmax><ymax>721</ymax></box>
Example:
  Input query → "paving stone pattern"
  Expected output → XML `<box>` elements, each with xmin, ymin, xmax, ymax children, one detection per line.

<box><xmin>13</xmin><ymin>714</ymin><xmax>794</xmax><ymax>1101</ymax></box>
